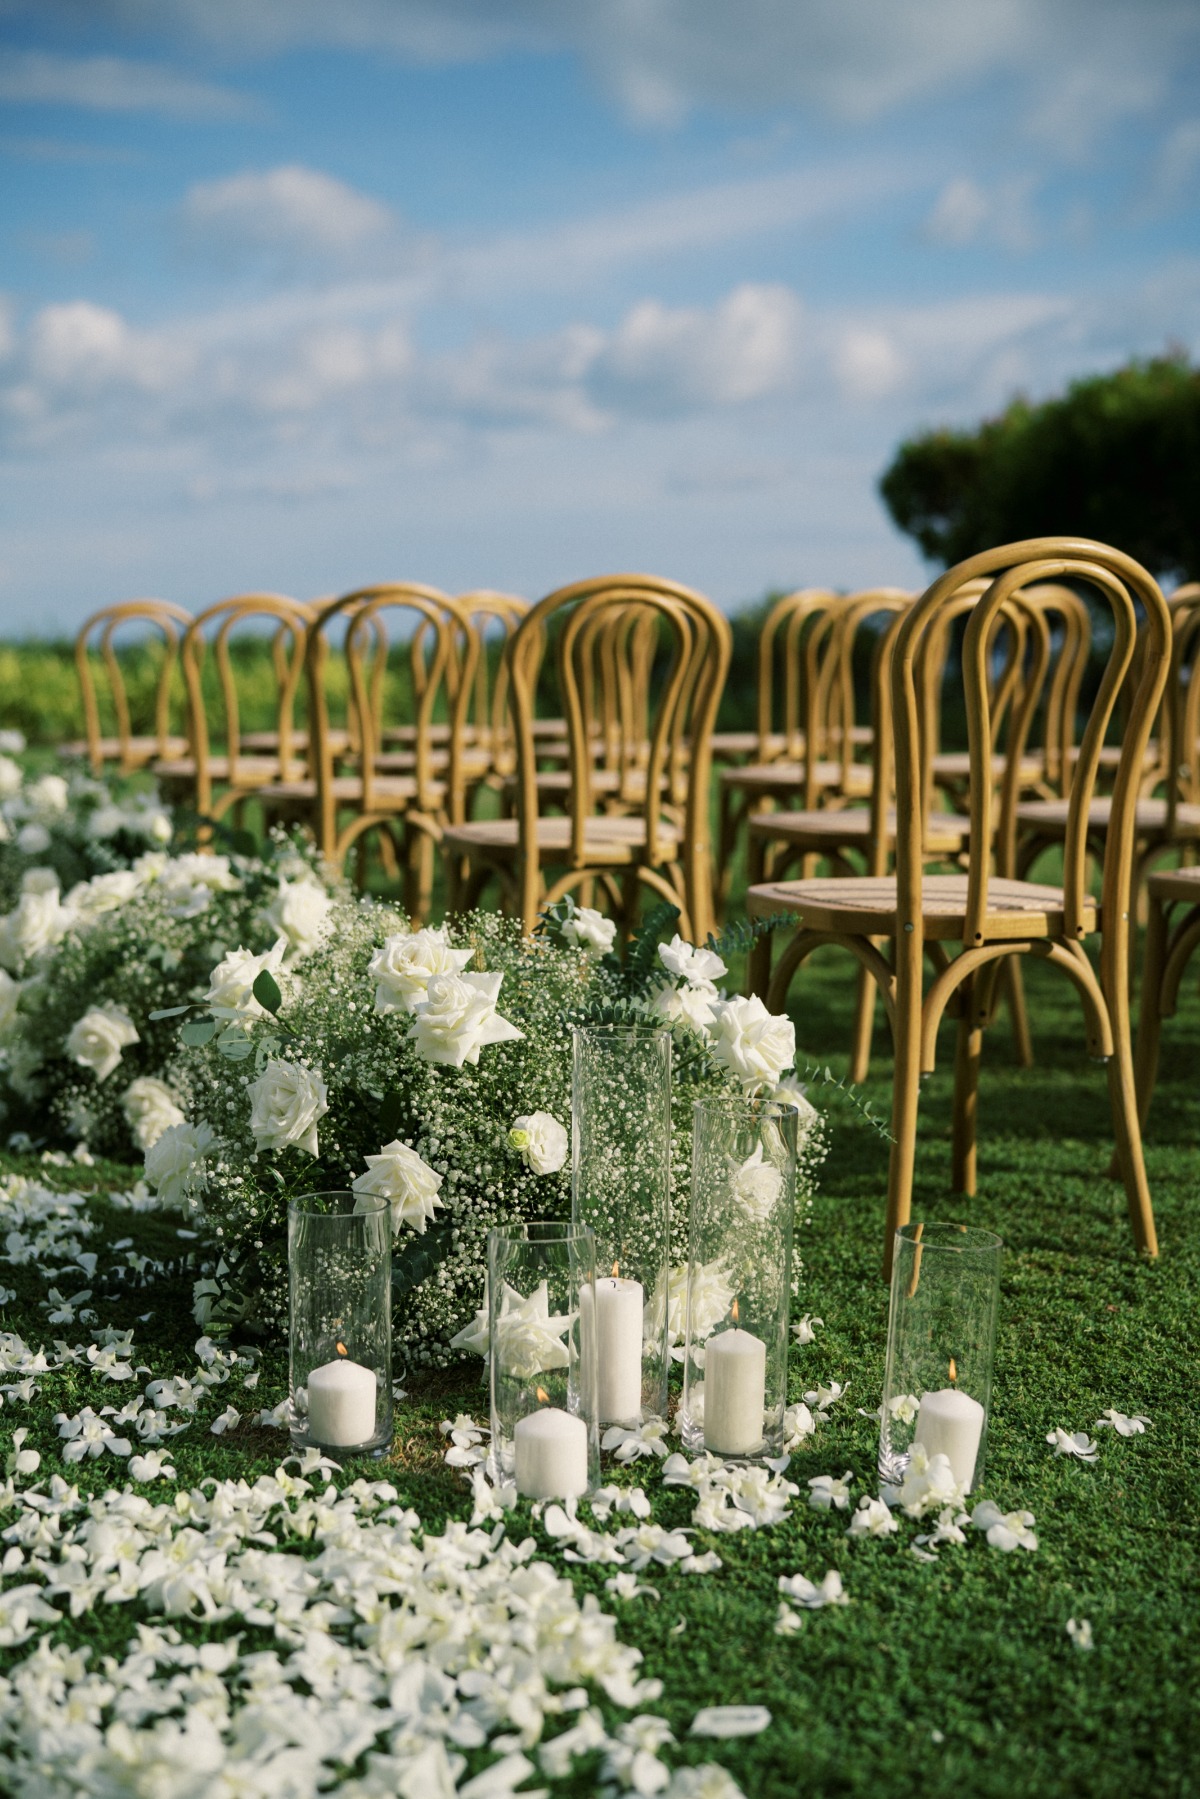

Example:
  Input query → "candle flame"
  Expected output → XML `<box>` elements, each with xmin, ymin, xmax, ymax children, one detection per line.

<box><xmin>336</xmin><ymin>1342</ymin><xmax>348</xmax><ymax>1357</ymax></box>
<box><xmin>535</xmin><ymin>1386</ymin><xmax>550</xmax><ymax>1404</ymax></box>
<box><xmin>611</xmin><ymin>1260</ymin><xmax>620</xmax><ymax>1279</ymax></box>
<box><xmin>948</xmin><ymin>1358</ymin><xmax>958</xmax><ymax>1383</ymax></box>
<box><xmin>731</xmin><ymin>1298</ymin><xmax>739</xmax><ymax>1326</ymax></box>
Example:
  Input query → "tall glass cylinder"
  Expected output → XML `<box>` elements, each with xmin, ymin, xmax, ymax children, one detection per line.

<box><xmin>679</xmin><ymin>1097</ymin><xmax>798</xmax><ymax>1461</ymax></box>
<box><xmin>488</xmin><ymin>1220</ymin><xmax>599</xmax><ymax>1499</ymax></box>
<box><xmin>288</xmin><ymin>1191</ymin><xmax>393</xmax><ymax>1455</ymax></box>
<box><xmin>571</xmin><ymin>1023</ymin><xmax>672</xmax><ymax>1424</ymax></box>
<box><xmin>878</xmin><ymin>1222</ymin><xmax>1002</xmax><ymax>1494</ymax></box>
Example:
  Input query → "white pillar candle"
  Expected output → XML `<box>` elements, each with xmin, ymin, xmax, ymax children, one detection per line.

<box><xmin>514</xmin><ymin>1406</ymin><xmax>589</xmax><ymax>1499</ymax></box>
<box><xmin>704</xmin><ymin>1327</ymin><xmax>766</xmax><ymax>1455</ymax></box>
<box><xmin>581</xmin><ymin>1276</ymin><xmax>644</xmax><ymax>1422</ymax></box>
<box><xmin>306</xmin><ymin>1356</ymin><xmax>377</xmax><ymax>1448</ymax></box>
<box><xmin>913</xmin><ymin>1387</ymin><xmax>985</xmax><ymax>1491</ymax></box>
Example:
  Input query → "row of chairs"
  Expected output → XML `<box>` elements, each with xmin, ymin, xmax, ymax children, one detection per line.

<box><xmin>70</xmin><ymin>579</ymin><xmax>731</xmax><ymax>941</ymax></box>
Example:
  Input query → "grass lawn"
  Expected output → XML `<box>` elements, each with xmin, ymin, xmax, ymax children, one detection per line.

<box><xmin>1</xmin><ymin>941</ymin><xmax>1197</xmax><ymax>1797</ymax></box>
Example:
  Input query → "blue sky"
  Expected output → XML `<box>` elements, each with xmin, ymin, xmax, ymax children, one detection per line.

<box><xmin>1</xmin><ymin>1</ymin><xmax>1199</xmax><ymax>632</ymax></box>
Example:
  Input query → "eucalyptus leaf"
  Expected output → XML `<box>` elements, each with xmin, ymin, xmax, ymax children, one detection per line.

<box><xmin>217</xmin><ymin>1030</ymin><xmax>255</xmax><ymax>1061</ymax></box>
<box><xmin>149</xmin><ymin>1005</ymin><xmax>192</xmax><ymax>1021</ymax></box>
<box><xmin>179</xmin><ymin>1018</ymin><xmax>217</xmax><ymax>1047</ymax></box>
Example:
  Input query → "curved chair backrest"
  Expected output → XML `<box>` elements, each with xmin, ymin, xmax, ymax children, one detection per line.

<box><xmin>74</xmin><ymin>599</ymin><xmax>192</xmax><ymax>774</ymax></box>
<box><xmin>821</xmin><ymin>592</ymin><xmax>915</xmax><ymax>873</ymax></box>
<box><xmin>181</xmin><ymin>595</ymin><xmax>312</xmax><ymax>811</ymax></box>
<box><xmin>752</xmin><ymin>588</ymin><xmax>839</xmax><ymax>759</ymax></box>
<box><xmin>507</xmin><ymin>574</ymin><xmax>731</xmax><ymax>933</ymax></box>
<box><xmin>308</xmin><ymin>584</ymin><xmax>477</xmax><ymax>833</ymax></box>
<box><xmin>457</xmin><ymin>590</ymin><xmax>528</xmax><ymax>771</ymax></box>
<box><xmin>1163</xmin><ymin>584</ymin><xmax>1200</xmax><ymax>821</ymax></box>
<box><xmin>893</xmin><ymin>540</ymin><xmax>1171</xmax><ymax>956</ymax></box>
<box><xmin>1018</xmin><ymin>583</ymin><xmax>1093</xmax><ymax>798</ymax></box>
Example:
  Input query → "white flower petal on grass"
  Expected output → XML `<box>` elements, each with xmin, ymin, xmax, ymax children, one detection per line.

<box><xmin>777</xmin><ymin>1568</ymin><xmax>849</xmax><ymax>1609</ymax></box>
<box><xmin>1096</xmin><ymin>1409</ymin><xmax>1150</xmax><ymax>1436</ymax></box>
<box><xmin>1047</xmin><ymin>1427</ymin><xmax>1100</xmax><ymax>1462</ymax></box>
<box><xmin>847</xmin><ymin>1496</ymin><xmax>898</xmax><ymax>1539</ymax></box>
<box><xmin>5</xmin><ymin>1429</ymin><xmax>39</xmax><ymax>1478</ymax></box>
<box><xmin>369</xmin><ymin>926</ymin><xmax>475</xmax><ymax>1014</ymax></box>
<box><xmin>659</xmin><ymin>935</ymin><xmax>727</xmax><ymax>986</ymax></box>
<box><xmin>1066</xmin><ymin>1617</ymin><xmax>1095</xmax><ymax>1651</ymax></box>
<box><xmin>782</xmin><ymin>1402</ymin><xmax>816</xmax><ymax>1450</ymax></box>
<box><xmin>807</xmin><ymin>1471</ymin><xmax>853</xmax><ymax>1512</ymax></box>
<box><xmin>210</xmin><ymin>1406</ymin><xmax>240</xmax><ymax>1436</ymax></box>
<box><xmin>885</xmin><ymin>1444</ymin><xmax>967</xmax><ymax>1519</ymax></box>
<box><xmin>971</xmin><ymin>1500</ymin><xmax>1038</xmax><ymax>1552</ymax></box>
<box><xmin>707</xmin><ymin>994</ymin><xmax>796</xmax><ymax>1090</ymax></box>
<box><xmin>561</xmin><ymin>906</ymin><xmax>617</xmax><ymax>957</ymax></box>
<box><xmin>690</xmin><ymin>1705</ymin><xmax>771</xmax><ymax>1739</ymax></box>
<box><xmin>353</xmin><ymin>1139</ymin><xmax>444</xmax><ymax>1235</ymax></box>
<box><xmin>65</xmin><ymin>1002</ymin><xmax>139</xmax><ymax>1082</ymax></box>
<box><xmin>408</xmin><ymin>970</ymin><xmax>524</xmax><ymax>1068</ymax></box>
<box><xmin>508</xmin><ymin>1111</ymin><xmax>569</xmax><ymax>1175</ymax></box>
<box><xmin>247</xmin><ymin>1059</ymin><xmax>328</xmax><ymax>1158</ymax></box>
<box><xmin>128</xmin><ymin>1450</ymin><xmax>176</xmax><ymax>1482</ymax></box>
<box><xmin>601</xmin><ymin>1419</ymin><xmax>670</xmax><ymax>1464</ymax></box>
<box><xmin>791</xmin><ymin>1314</ymin><xmax>823</xmax><ymax>1345</ymax></box>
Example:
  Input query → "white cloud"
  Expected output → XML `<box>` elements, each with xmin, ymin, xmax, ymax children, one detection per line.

<box><xmin>1145</xmin><ymin>118</ymin><xmax>1200</xmax><ymax>210</ymax></box>
<box><xmin>0</xmin><ymin>49</ymin><xmax>254</xmax><ymax>119</ymax></box>
<box><xmin>834</xmin><ymin>330</ymin><xmax>907</xmax><ymax>402</ymax></box>
<box><xmin>923</xmin><ymin>175</ymin><xmax>1039</xmax><ymax>254</ymax></box>
<box><xmin>591</xmin><ymin>284</ymin><xmax>803</xmax><ymax>415</ymax></box>
<box><xmin>180</xmin><ymin>165</ymin><xmax>399</xmax><ymax>265</ymax></box>
<box><xmin>30</xmin><ymin>0</ymin><xmax>1198</xmax><ymax>142</ymax></box>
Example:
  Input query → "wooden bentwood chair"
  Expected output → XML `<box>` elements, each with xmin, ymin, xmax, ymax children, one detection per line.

<box><xmin>747</xmin><ymin>538</ymin><xmax>1171</xmax><ymax>1278</ymax></box>
<box><xmin>443</xmin><ymin>575</ymin><xmax>730</xmax><ymax>942</ymax></box>
<box><xmin>69</xmin><ymin>599</ymin><xmax>192</xmax><ymax>775</ymax></box>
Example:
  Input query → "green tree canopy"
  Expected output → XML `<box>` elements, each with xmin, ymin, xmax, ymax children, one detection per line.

<box><xmin>879</xmin><ymin>353</ymin><xmax>1200</xmax><ymax>581</ymax></box>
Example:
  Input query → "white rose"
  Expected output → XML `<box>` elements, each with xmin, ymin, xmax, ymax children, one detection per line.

<box><xmin>0</xmin><ymin>757</ymin><xmax>22</xmax><ymax>799</ymax></box>
<box><xmin>122</xmin><ymin>1076</ymin><xmax>186</xmax><ymax>1152</ymax></box>
<box><xmin>729</xmin><ymin>1143</ymin><xmax>783</xmax><ymax>1222</ymax></box>
<box><xmin>708</xmin><ymin>994</ymin><xmax>796</xmax><ymax>1090</ymax></box>
<box><xmin>204</xmin><ymin>939</ymin><xmax>288</xmax><ymax>1020</ymax></box>
<box><xmin>352</xmin><ymin>1139</ymin><xmax>444</xmax><ymax>1235</ymax></box>
<box><xmin>66</xmin><ymin>1002</ymin><xmax>140</xmax><ymax>1082</ymax></box>
<box><xmin>132</xmin><ymin>851</ymin><xmax>169</xmax><ymax>883</ymax></box>
<box><xmin>0</xmin><ymin>969</ymin><xmax>20</xmax><ymax>1041</ymax></box>
<box><xmin>369</xmin><ymin>927</ymin><xmax>475</xmax><ymax>1014</ymax></box>
<box><xmin>509</xmin><ymin>1111</ymin><xmax>569</xmax><ymax>1174</ymax></box>
<box><xmin>658</xmin><ymin>934</ymin><xmax>727</xmax><ymax>986</ymax></box>
<box><xmin>0</xmin><ymin>888</ymin><xmax>70</xmax><ymax>971</ymax></box>
<box><xmin>145</xmin><ymin>1120</ymin><xmax>216</xmax><ymax>1209</ymax></box>
<box><xmin>648</xmin><ymin>978</ymin><xmax>719</xmax><ymax>1034</ymax></box>
<box><xmin>644</xmin><ymin>1258</ymin><xmax>734</xmax><ymax>1358</ymax></box>
<box><xmin>0</xmin><ymin>731</ymin><xmax>24</xmax><ymax>754</ymax></box>
<box><xmin>85</xmin><ymin>804</ymin><xmax>127</xmax><ymax>841</ymax></box>
<box><xmin>64</xmin><ymin>870</ymin><xmax>141</xmax><ymax>926</ymax></box>
<box><xmin>246</xmin><ymin>1059</ymin><xmax>328</xmax><ymax>1157</ymax></box>
<box><xmin>27</xmin><ymin>774</ymin><xmax>68</xmax><ymax>816</ymax></box>
<box><xmin>408</xmin><ymin>970</ymin><xmax>524</xmax><ymax>1068</ymax></box>
<box><xmin>260</xmin><ymin>877</ymin><xmax>333</xmax><ymax>961</ymax></box>
<box><xmin>21</xmin><ymin>867</ymin><xmax>60</xmax><ymax>894</ymax></box>
<box><xmin>561</xmin><ymin>907</ymin><xmax>617</xmax><ymax>957</ymax></box>
<box><xmin>16</xmin><ymin>823</ymin><xmax>50</xmax><ymax>856</ymax></box>
<box><xmin>158</xmin><ymin>852</ymin><xmax>239</xmax><ymax>920</ymax></box>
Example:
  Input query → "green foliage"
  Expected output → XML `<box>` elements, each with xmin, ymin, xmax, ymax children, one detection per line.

<box><xmin>880</xmin><ymin>352</ymin><xmax>1200</xmax><ymax>579</ymax></box>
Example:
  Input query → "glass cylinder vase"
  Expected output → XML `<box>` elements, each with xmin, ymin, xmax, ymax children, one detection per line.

<box><xmin>679</xmin><ymin>1097</ymin><xmax>799</xmax><ymax>1461</ymax></box>
<box><xmin>878</xmin><ymin>1222</ymin><xmax>1002</xmax><ymax>1495</ymax></box>
<box><xmin>488</xmin><ymin>1220</ymin><xmax>599</xmax><ymax>1500</ymax></box>
<box><xmin>288</xmin><ymin>1191</ymin><xmax>393</xmax><ymax>1456</ymax></box>
<box><xmin>571</xmin><ymin>1023</ymin><xmax>672</xmax><ymax>1425</ymax></box>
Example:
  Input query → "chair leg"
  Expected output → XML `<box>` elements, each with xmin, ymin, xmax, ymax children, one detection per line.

<box><xmin>1104</xmin><ymin>955</ymin><xmax>1160</xmax><ymax>1260</ymax></box>
<box><xmin>748</xmin><ymin>922</ymin><xmax>773</xmax><ymax>1000</ymax></box>
<box><xmin>1001</xmin><ymin>954</ymin><xmax>1034</xmax><ymax>1067</ymax></box>
<box><xmin>1132</xmin><ymin>890</ymin><xmax>1170</xmax><ymax>1135</ymax></box>
<box><xmin>883</xmin><ymin>929</ymin><xmax>923</xmax><ymax>1281</ymax></box>
<box><xmin>848</xmin><ymin>958</ymin><xmax>876</xmax><ymax>1085</ymax></box>
<box><xmin>951</xmin><ymin>971</ymin><xmax>983</xmax><ymax>1196</ymax></box>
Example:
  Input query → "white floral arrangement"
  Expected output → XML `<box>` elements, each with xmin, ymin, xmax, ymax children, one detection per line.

<box><xmin>149</xmin><ymin>897</ymin><xmax>824</xmax><ymax>1364</ymax></box>
<box><xmin>0</xmin><ymin>749</ymin><xmax>174</xmax><ymax>911</ymax></box>
<box><xmin>0</xmin><ymin>829</ymin><xmax>339</xmax><ymax>1162</ymax></box>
